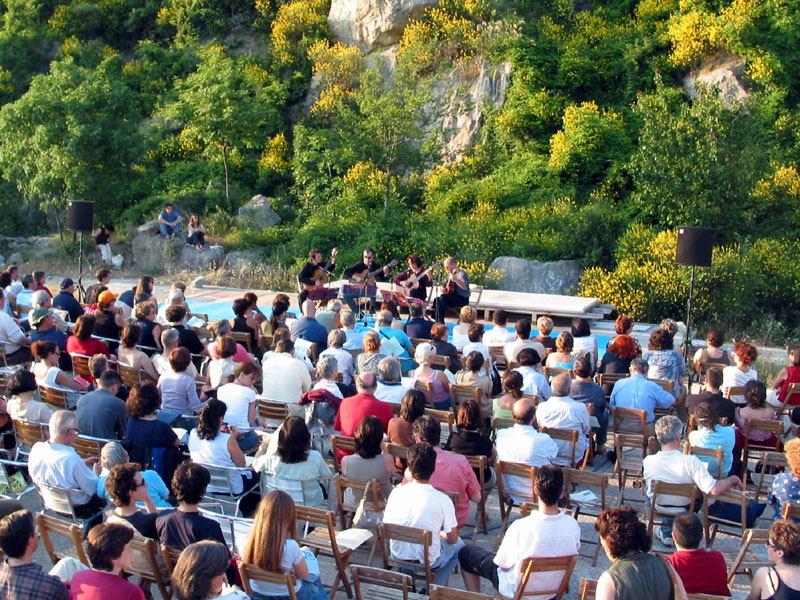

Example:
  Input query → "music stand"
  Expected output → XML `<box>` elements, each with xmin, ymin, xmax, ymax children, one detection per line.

<box><xmin>308</xmin><ymin>287</ymin><xmax>339</xmax><ymax>307</ymax></box>
<box><xmin>343</xmin><ymin>284</ymin><xmax>377</xmax><ymax>321</ymax></box>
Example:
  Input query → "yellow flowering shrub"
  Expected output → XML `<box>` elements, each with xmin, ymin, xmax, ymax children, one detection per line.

<box><xmin>667</xmin><ymin>9</ymin><xmax>723</xmax><ymax>66</ymax></box>
<box><xmin>307</xmin><ymin>40</ymin><xmax>364</xmax><ymax>91</ymax></box>
<box><xmin>259</xmin><ymin>134</ymin><xmax>291</xmax><ymax>176</ymax></box>
<box><xmin>271</xmin><ymin>0</ymin><xmax>329</xmax><ymax>66</ymax></box>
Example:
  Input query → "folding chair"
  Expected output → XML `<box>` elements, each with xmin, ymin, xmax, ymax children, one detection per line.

<box><xmin>70</xmin><ymin>353</ymin><xmax>93</xmax><ymax>379</ymax></box>
<box><xmin>465</xmin><ymin>455</ymin><xmax>489</xmax><ymax>539</ymax></box>
<box><xmin>647</xmin><ymin>480</ymin><xmax>699</xmax><ymax>541</ymax></box>
<box><xmin>415</xmin><ymin>379</ymin><xmax>436</xmax><ymax>407</ymax></box>
<box><xmin>488</xmin><ymin>346</ymin><xmax>506</xmax><ymax>372</ymax></box>
<box><xmin>538</xmin><ymin>426</ymin><xmax>581</xmax><ymax>468</ymax></box>
<box><xmin>332</xmin><ymin>435</ymin><xmax>357</xmax><ymax>472</ymax></box>
<box><xmin>597</xmin><ymin>373</ymin><xmax>628</xmax><ymax>399</ymax></box>
<box><xmin>197</xmin><ymin>506</ymin><xmax>253</xmax><ymax>554</ymax></box>
<box><xmin>118</xmin><ymin>362</ymin><xmax>153</xmax><ymax>387</ymax></box>
<box><xmin>238</xmin><ymin>563</ymin><xmax>298</xmax><ymax>600</ymax></box>
<box><xmin>579</xmin><ymin>578</ymin><xmax>598</xmax><ymax>600</ymax></box>
<box><xmin>126</xmin><ymin>534</ymin><xmax>172</xmax><ymax>600</ymax></box>
<box><xmin>543</xmin><ymin>367</ymin><xmax>574</xmax><ymax>381</ymax></box>
<box><xmin>72</xmin><ymin>435</ymin><xmax>110</xmax><ymax>461</ymax></box>
<box><xmin>351</xmin><ymin>565</ymin><xmax>427</xmax><ymax>600</ymax></box>
<box><xmin>781</xmin><ymin>502</ymin><xmax>800</xmax><ymax>521</ymax></box>
<box><xmin>379</xmin><ymin>523</ymin><xmax>440</xmax><ymax>589</ymax></box>
<box><xmin>161</xmin><ymin>543</ymin><xmax>183</xmax><ymax>576</ymax></box>
<box><xmin>297</xmin><ymin>503</ymin><xmax>368</xmax><ymax>599</ymax></box>
<box><xmin>703</xmin><ymin>488</ymin><xmax>755</xmax><ymax>547</ymax></box>
<box><xmin>684</xmin><ymin>444</ymin><xmax>725</xmax><ymax>479</ymax></box>
<box><xmin>724</xmin><ymin>528</ymin><xmax>770</xmax><ymax>585</ymax></box>
<box><xmin>230</xmin><ymin>331</ymin><xmax>253</xmax><ymax>354</ymax></box>
<box><xmin>0</xmin><ymin>458</ymin><xmax>34</xmax><ymax>500</ymax></box>
<box><xmin>753</xmin><ymin>451</ymin><xmax>788</xmax><ymax>503</ymax></box>
<box><xmin>430</xmin><ymin>585</ymin><xmax>494</xmax><ymax>600</ymax></box>
<box><xmin>724</xmin><ymin>385</ymin><xmax>746</xmax><ymax>400</ymax></box>
<box><xmin>36</xmin><ymin>512</ymin><xmax>89</xmax><ymax>566</ymax></box>
<box><xmin>450</xmin><ymin>384</ymin><xmax>483</xmax><ymax>414</ymax></box>
<box><xmin>613</xmin><ymin>433</ymin><xmax>650</xmax><ymax>506</ymax></box>
<box><xmin>612</xmin><ymin>406</ymin><xmax>649</xmax><ymax>437</ymax></box>
<box><xmin>501</xmin><ymin>555</ymin><xmax>578</xmax><ymax>600</ymax></box>
<box><xmin>38</xmin><ymin>383</ymin><xmax>70</xmax><ymax>410</ymax></box>
<box><xmin>34</xmin><ymin>482</ymin><xmax>106</xmax><ymax>527</ymax></box>
<box><xmin>335</xmin><ymin>475</ymin><xmax>383</xmax><ymax>565</ymax></box>
<box><xmin>565</xmin><ymin>468</ymin><xmax>612</xmax><ymax>566</ymax></box>
<box><xmin>196</xmin><ymin>461</ymin><xmax>260</xmax><ymax>516</ymax></box>
<box><xmin>742</xmin><ymin>419</ymin><xmax>784</xmax><ymax>472</ymax></box>
<box><xmin>257</xmin><ymin>398</ymin><xmax>290</xmax><ymax>429</ymax></box>
<box><xmin>490</xmin><ymin>417</ymin><xmax>514</xmax><ymax>442</ymax></box>
<box><xmin>11</xmin><ymin>418</ymin><xmax>46</xmax><ymax>459</ymax></box>
<box><xmin>387</xmin><ymin>443</ymin><xmax>410</xmax><ymax>478</ymax></box>
<box><xmin>424</xmin><ymin>408</ymin><xmax>455</xmax><ymax>447</ymax></box>
<box><xmin>431</xmin><ymin>355</ymin><xmax>451</xmax><ymax>371</ymax></box>
<box><xmin>495</xmin><ymin>460</ymin><xmax>537</xmax><ymax>546</ymax></box>
<box><xmin>260</xmin><ymin>334</ymin><xmax>274</xmax><ymax>353</ymax></box>
<box><xmin>777</xmin><ymin>383</ymin><xmax>800</xmax><ymax>419</ymax></box>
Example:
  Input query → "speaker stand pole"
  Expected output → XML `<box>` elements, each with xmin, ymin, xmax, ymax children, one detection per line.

<box><xmin>77</xmin><ymin>231</ymin><xmax>85</xmax><ymax>303</ymax></box>
<box><xmin>683</xmin><ymin>265</ymin><xmax>696</xmax><ymax>371</ymax></box>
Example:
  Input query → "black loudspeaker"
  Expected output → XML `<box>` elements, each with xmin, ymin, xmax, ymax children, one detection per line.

<box><xmin>676</xmin><ymin>226</ymin><xmax>715</xmax><ymax>267</ymax></box>
<box><xmin>66</xmin><ymin>200</ymin><xmax>94</xmax><ymax>232</ymax></box>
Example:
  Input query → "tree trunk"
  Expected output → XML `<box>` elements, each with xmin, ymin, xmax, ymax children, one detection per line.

<box><xmin>222</xmin><ymin>145</ymin><xmax>231</xmax><ymax>214</ymax></box>
<box><xmin>384</xmin><ymin>171</ymin><xmax>390</xmax><ymax>213</ymax></box>
<box><xmin>53</xmin><ymin>204</ymin><xmax>64</xmax><ymax>243</ymax></box>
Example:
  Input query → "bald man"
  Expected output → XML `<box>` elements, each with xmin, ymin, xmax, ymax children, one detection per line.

<box><xmin>495</xmin><ymin>398</ymin><xmax>557</xmax><ymax>502</ymax></box>
<box><xmin>290</xmin><ymin>299</ymin><xmax>328</xmax><ymax>352</ymax></box>
<box><xmin>334</xmin><ymin>373</ymin><xmax>394</xmax><ymax>462</ymax></box>
<box><xmin>432</xmin><ymin>257</ymin><xmax>470</xmax><ymax>323</ymax></box>
<box><xmin>535</xmin><ymin>374</ymin><xmax>591</xmax><ymax>466</ymax></box>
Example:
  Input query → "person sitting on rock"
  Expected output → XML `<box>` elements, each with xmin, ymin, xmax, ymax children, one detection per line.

<box><xmin>158</xmin><ymin>203</ymin><xmax>184</xmax><ymax>239</ymax></box>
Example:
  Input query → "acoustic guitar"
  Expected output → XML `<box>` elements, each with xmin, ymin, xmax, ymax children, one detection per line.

<box><xmin>348</xmin><ymin>259</ymin><xmax>399</xmax><ymax>285</ymax></box>
<box><xmin>303</xmin><ymin>247</ymin><xmax>339</xmax><ymax>291</ymax></box>
<box><xmin>399</xmin><ymin>262</ymin><xmax>440</xmax><ymax>291</ymax></box>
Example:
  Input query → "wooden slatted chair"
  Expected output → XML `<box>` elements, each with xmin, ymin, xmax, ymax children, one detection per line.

<box><xmin>450</xmin><ymin>384</ymin><xmax>483</xmax><ymax>415</ymax></box>
<box><xmin>465</xmin><ymin>454</ymin><xmax>489</xmax><ymax>539</ymax></box>
<box><xmin>543</xmin><ymin>366</ymin><xmax>574</xmax><ymax>381</ymax></box>
<box><xmin>297</xmin><ymin>504</ymin><xmax>367</xmax><ymax>599</ymax></box>
<box><xmin>579</xmin><ymin>578</ymin><xmax>597</xmax><ymax>600</ymax></box>
<box><xmin>335</xmin><ymin>475</ymin><xmax>383</xmax><ymax>565</ymax></box>
<box><xmin>351</xmin><ymin>565</ymin><xmax>427</xmax><ymax>600</ymax></box>
<box><xmin>684</xmin><ymin>444</ymin><xmax>725</xmax><ymax>479</ymax></box>
<box><xmin>781</xmin><ymin>502</ymin><xmax>800</xmax><ymax>521</ymax></box>
<box><xmin>742</xmin><ymin>419</ymin><xmax>784</xmax><ymax>472</ymax></box>
<box><xmin>230</xmin><ymin>331</ymin><xmax>253</xmax><ymax>354</ymax></box>
<box><xmin>161</xmin><ymin>544</ymin><xmax>183</xmax><ymax>576</ymax></box>
<box><xmin>430</xmin><ymin>585</ymin><xmax>494</xmax><ymax>600</ymax></box>
<box><xmin>414</xmin><ymin>379</ymin><xmax>436</xmax><ymax>407</ymax></box>
<box><xmin>70</xmin><ymin>353</ymin><xmax>93</xmax><ymax>379</ymax></box>
<box><xmin>118</xmin><ymin>362</ymin><xmax>153</xmax><ymax>387</ymax></box>
<box><xmin>778</xmin><ymin>383</ymin><xmax>800</xmax><ymax>419</ymax></box>
<box><xmin>648</xmin><ymin>481</ymin><xmax>700</xmax><ymax>541</ymax></box>
<box><xmin>380</xmin><ymin>523</ymin><xmax>440</xmax><ymax>589</ymax></box>
<box><xmin>753</xmin><ymin>451</ymin><xmax>788</xmax><ymax>503</ymax></box>
<box><xmin>423</xmin><ymin>408</ymin><xmax>455</xmax><ymax>447</ymax></box>
<box><xmin>238</xmin><ymin>563</ymin><xmax>298</xmax><ymax>600</ymax></box>
<box><xmin>724</xmin><ymin>528</ymin><xmax>771</xmax><ymax>585</ymax></box>
<box><xmin>36</xmin><ymin>512</ymin><xmax>89</xmax><ymax>566</ymax></box>
<box><xmin>488</xmin><ymin>346</ymin><xmax>506</xmax><ymax>372</ymax></box>
<box><xmin>0</xmin><ymin>370</ymin><xmax>11</xmax><ymax>396</ymax></box>
<box><xmin>539</xmin><ymin>426</ymin><xmax>581</xmax><ymax>468</ymax></box>
<box><xmin>257</xmin><ymin>398</ymin><xmax>290</xmax><ymax>428</ymax></box>
<box><xmin>502</xmin><ymin>555</ymin><xmax>578</xmax><ymax>600</ymax></box>
<box><xmin>703</xmin><ymin>488</ymin><xmax>754</xmax><ymax>547</ymax></box>
<box><xmin>431</xmin><ymin>355</ymin><xmax>451</xmax><ymax>371</ymax></box>
<box><xmin>612</xmin><ymin>406</ymin><xmax>649</xmax><ymax>437</ymax></box>
<box><xmin>724</xmin><ymin>385</ymin><xmax>746</xmax><ymax>400</ymax></box>
<box><xmin>613</xmin><ymin>433</ymin><xmax>650</xmax><ymax>506</ymax></box>
<box><xmin>12</xmin><ymin>418</ymin><xmax>47</xmax><ymax>459</ymax></box>
<box><xmin>126</xmin><ymin>534</ymin><xmax>173</xmax><ymax>600</ymax></box>
<box><xmin>495</xmin><ymin>460</ymin><xmax>537</xmax><ymax>545</ymax></box>
<box><xmin>565</xmin><ymin>469</ymin><xmax>612</xmax><ymax>566</ymax></box>
<box><xmin>38</xmin><ymin>384</ymin><xmax>70</xmax><ymax>410</ymax></box>
<box><xmin>72</xmin><ymin>435</ymin><xmax>109</xmax><ymax>460</ymax></box>
<box><xmin>597</xmin><ymin>373</ymin><xmax>628</xmax><ymax>398</ymax></box>
<box><xmin>331</xmin><ymin>435</ymin><xmax>357</xmax><ymax>472</ymax></box>
<box><xmin>259</xmin><ymin>334</ymin><xmax>274</xmax><ymax>352</ymax></box>
<box><xmin>490</xmin><ymin>417</ymin><xmax>514</xmax><ymax>442</ymax></box>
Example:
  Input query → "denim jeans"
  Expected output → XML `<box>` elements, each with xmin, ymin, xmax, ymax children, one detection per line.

<box><xmin>159</xmin><ymin>222</ymin><xmax>180</xmax><ymax>236</ymax></box>
<box><xmin>430</xmin><ymin>537</ymin><xmax>466</xmax><ymax>586</ymax></box>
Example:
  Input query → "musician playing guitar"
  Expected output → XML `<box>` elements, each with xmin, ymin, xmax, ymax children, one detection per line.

<box><xmin>432</xmin><ymin>256</ymin><xmax>470</xmax><ymax>323</ymax></box>
<box><xmin>343</xmin><ymin>248</ymin><xmax>390</xmax><ymax>315</ymax></box>
<box><xmin>393</xmin><ymin>253</ymin><xmax>435</xmax><ymax>302</ymax></box>
<box><xmin>298</xmin><ymin>247</ymin><xmax>338</xmax><ymax>305</ymax></box>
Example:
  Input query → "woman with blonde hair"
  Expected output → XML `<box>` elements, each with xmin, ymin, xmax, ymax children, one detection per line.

<box><xmin>412</xmin><ymin>342</ymin><xmax>451</xmax><ymax>410</ymax></box>
<box><xmin>546</xmin><ymin>331</ymin><xmax>576</xmax><ymax>370</ymax></box>
<box><xmin>355</xmin><ymin>331</ymin><xmax>385</xmax><ymax>376</ymax></box>
<box><xmin>239</xmin><ymin>490</ymin><xmax>327</xmax><ymax>600</ymax></box>
<box><xmin>746</xmin><ymin>519</ymin><xmax>800</xmax><ymax>599</ymax></box>
<box><xmin>769</xmin><ymin>439</ymin><xmax>800</xmax><ymax>522</ymax></box>
<box><xmin>451</xmin><ymin>305</ymin><xmax>477</xmax><ymax>352</ymax></box>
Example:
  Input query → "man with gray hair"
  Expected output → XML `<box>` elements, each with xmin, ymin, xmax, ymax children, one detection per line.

<box><xmin>376</xmin><ymin>309</ymin><xmax>413</xmax><ymax>358</ymax></box>
<box><xmin>375</xmin><ymin>356</ymin><xmax>408</xmax><ymax>404</ymax></box>
<box><xmin>312</xmin><ymin>354</ymin><xmax>344</xmax><ymax>399</ymax></box>
<box><xmin>152</xmin><ymin>328</ymin><xmax>199</xmax><ymax>378</ymax></box>
<box><xmin>340</xmin><ymin>310</ymin><xmax>364</xmax><ymax>350</ymax></box>
<box><xmin>643</xmin><ymin>415</ymin><xmax>744</xmax><ymax>546</ymax></box>
<box><xmin>28</xmin><ymin>410</ymin><xmax>105</xmax><ymax>520</ymax></box>
<box><xmin>610</xmin><ymin>357</ymin><xmax>675</xmax><ymax>430</ymax></box>
<box><xmin>316</xmin><ymin>299</ymin><xmax>342</xmax><ymax>333</ymax></box>
<box><xmin>534</xmin><ymin>373</ymin><xmax>590</xmax><ymax>466</ymax></box>
<box><xmin>334</xmin><ymin>372</ymin><xmax>394</xmax><ymax>461</ymax></box>
<box><xmin>319</xmin><ymin>328</ymin><xmax>354</xmax><ymax>386</ymax></box>
<box><xmin>31</xmin><ymin>289</ymin><xmax>70</xmax><ymax>334</ymax></box>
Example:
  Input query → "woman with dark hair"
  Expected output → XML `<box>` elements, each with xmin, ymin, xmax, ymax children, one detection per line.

<box><xmin>393</xmin><ymin>253</ymin><xmax>432</xmax><ymax>302</ymax></box>
<box><xmin>723</xmin><ymin>341</ymin><xmax>759</xmax><ymax>404</ymax></box>
<box><xmin>230</xmin><ymin>297</ymin><xmax>260</xmax><ymax>360</ymax></box>
<box><xmin>492</xmin><ymin>370</ymin><xmax>524</xmax><ymax>419</ymax></box>
<box><xmin>66</xmin><ymin>314</ymin><xmax>110</xmax><ymax>358</ymax></box>
<box><xmin>6</xmin><ymin>369</ymin><xmax>51</xmax><ymax>423</ymax></box>
<box><xmin>188</xmin><ymin>399</ymin><xmax>259</xmax><ymax>514</ymax></box>
<box><xmin>208</xmin><ymin>319</ymin><xmax>252</xmax><ymax>364</ymax></box>
<box><xmin>244</xmin><ymin>292</ymin><xmax>267</xmax><ymax>327</ymax></box>
<box><xmin>447</xmin><ymin>400</ymin><xmax>496</xmax><ymax>488</ymax></box>
<box><xmin>172</xmin><ymin>541</ymin><xmax>245</xmax><ymax>600</ymax></box>
<box><xmin>93</xmin><ymin>290</ymin><xmax>125</xmax><ymax>349</ymax></box>
<box><xmin>387</xmin><ymin>390</ymin><xmax>426</xmax><ymax>470</ymax></box>
<box><xmin>735</xmin><ymin>380</ymin><xmax>779</xmax><ymax>455</ymax></box>
<box><xmin>263</xmin><ymin>299</ymin><xmax>290</xmax><ymax>337</ymax></box>
<box><xmin>514</xmin><ymin>348</ymin><xmax>552</xmax><ymax>401</ymax></box>
<box><xmin>571</xmin><ymin>317</ymin><xmax>598</xmax><ymax>368</ymax></box>
<box><xmin>341</xmin><ymin>416</ymin><xmax>393</xmax><ymax>502</ymax></box>
<box><xmin>594</xmin><ymin>506</ymin><xmax>677</xmax><ymax>600</ymax></box>
<box><xmin>644</xmin><ymin>328</ymin><xmax>687</xmax><ymax>417</ymax></box>
<box><xmin>745</xmin><ymin>519</ymin><xmax>800</xmax><ymax>599</ymax></box>
<box><xmin>70</xmin><ymin>523</ymin><xmax>142</xmax><ymax>599</ymax></box>
<box><xmin>252</xmin><ymin>416</ymin><xmax>332</xmax><ymax>507</ymax></box>
<box><xmin>430</xmin><ymin>323</ymin><xmax>462</xmax><ymax>372</ymax></box>
<box><xmin>689</xmin><ymin>401</ymin><xmax>735</xmax><ymax>476</ymax></box>
<box><xmin>117</xmin><ymin>324</ymin><xmax>160</xmax><ymax>381</ymax></box>
<box><xmin>217</xmin><ymin>361</ymin><xmax>263</xmax><ymax>451</ymax></box>
<box><xmin>693</xmin><ymin>329</ymin><xmax>731</xmax><ymax>377</ymax></box>
<box><xmin>455</xmin><ymin>351</ymin><xmax>493</xmax><ymax>413</ymax></box>
<box><xmin>133</xmin><ymin>300</ymin><xmax>161</xmax><ymax>354</ymax></box>
<box><xmin>31</xmin><ymin>340</ymin><xmax>85</xmax><ymax>392</ymax></box>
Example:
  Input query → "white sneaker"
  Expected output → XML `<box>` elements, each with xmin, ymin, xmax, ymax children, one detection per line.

<box><xmin>655</xmin><ymin>527</ymin><xmax>674</xmax><ymax>547</ymax></box>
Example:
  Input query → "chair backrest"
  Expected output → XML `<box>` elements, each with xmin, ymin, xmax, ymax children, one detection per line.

<box><xmin>335</xmin><ymin>475</ymin><xmax>381</xmax><ymax>528</ymax></box>
<box><xmin>0</xmin><ymin>370</ymin><xmax>11</xmax><ymax>395</ymax></box>
<box><xmin>117</xmin><ymin>362</ymin><xmax>149</xmax><ymax>387</ymax></box>
<box><xmin>161</xmin><ymin>543</ymin><xmax>183</xmax><ymax>575</ymax></box>
<box><xmin>651</xmin><ymin>480</ymin><xmax>699</xmax><ymax>513</ymax></box>
<box><xmin>36</xmin><ymin>512</ymin><xmax>89</xmax><ymax>565</ymax></box>
<box><xmin>423</xmin><ymin>408</ymin><xmax>455</xmax><ymax>446</ymax></box>
<box><xmin>351</xmin><ymin>565</ymin><xmax>415</xmax><ymax>600</ymax></box>
<box><xmin>754</xmin><ymin>451</ymin><xmax>789</xmax><ymax>501</ymax></box>
<box><xmin>685</xmin><ymin>444</ymin><xmax>724</xmax><ymax>479</ymax></box>
<box><xmin>126</xmin><ymin>534</ymin><xmax>171</xmax><ymax>598</ymax></box>
<box><xmin>238</xmin><ymin>563</ymin><xmax>298</xmax><ymax>600</ymax></box>
<box><xmin>497</xmin><ymin>460</ymin><xmax>537</xmax><ymax>505</ymax></box>
<box><xmin>386</xmin><ymin>443</ymin><xmax>409</xmax><ymax>465</ymax></box>
<box><xmin>431</xmin><ymin>354</ymin><xmax>451</xmax><ymax>370</ymax></box>
<box><xmin>745</xmin><ymin>418</ymin><xmax>784</xmax><ymax>439</ymax></box>
<box><xmin>414</xmin><ymin>379</ymin><xmax>436</xmax><ymax>407</ymax></box>
<box><xmin>564</xmin><ymin>469</ymin><xmax>609</xmax><ymax>512</ymax></box>
<box><xmin>514</xmin><ymin>555</ymin><xmax>578</xmax><ymax>600</ymax></box>
<box><xmin>331</xmin><ymin>435</ymin><xmax>357</xmax><ymax>471</ymax></box>
<box><xmin>379</xmin><ymin>522</ymin><xmax>433</xmax><ymax>581</ymax></box>
<box><xmin>724</xmin><ymin>385</ymin><xmax>746</xmax><ymax>400</ymax></box>
<box><xmin>649</xmin><ymin>378</ymin><xmax>675</xmax><ymax>394</ymax></box>
<box><xmin>430</xmin><ymin>585</ymin><xmax>494</xmax><ymax>600</ymax></box>
<box><xmin>72</xmin><ymin>435</ymin><xmax>108</xmax><ymax>460</ymax></box>
<box><xmin>70</xmin><ymin>353</ymin><xmax>93</xmax><ymax>379</ymax></box>
<box><xmin>782</xmin><ymin>502</ymin><xmax>800</xmax><ymax>521</ymax></box>
<box><xmin>257</xmin><ymin>398</ymin><xmax>290</xmax><ymax>424</ymax></box>
<box><xmin>539</xmin><ymin>426</ymin><xmax>579</xmax><ymax>467</ymax></box>
<box><xmin>262</xmin><ymin>472</ymin><xmax>306</xmax><ymax>506</ymax></box>
<box><xmin>579</xmin><ymin>578</ymin><xmax>598</xmax><ymax>600</ymax></box>
<box><xmin>230</xmin><ymin>331</ymin><xmax>253</xmax><ymax>353</ymax></box>
<box><xmin>612</xmin><ymin>406</ymin><xmax>647</xmax><ymax>435</ymax></box>
<box><xmin>597</xmin><ymin>373</ymin><xmax>628</xmax><ymax>388</ymax></box>
<box><xmin>38</xmin><ymin>384</ymin><xmax>69</xmax><ymax>410</ymax></box>
<box><xmin>491</xmin><ymin>417</ymin><xmax>515</xmax><ymax>441</ymax></box>
<box><xmin>450</xmin><ymin>384</ymin><xmax>482</xmax><ymax>410</ymax></box>
<box><xmin>543</xmin><ymin>367</ymin><xmax>574</xmax><ymax>380</ymax></box>
<box><xmin>197</xmin><ymin>507</ymin><xmax>253</xmax><ymax>554</ymax></box>
<box><xmin>780</xmin><ymin>383</ymin><xmax>800</xmax><ymax>416</ymax></box>
<box><xmin>34</xmin><ymin>481</ymin><xmax>81</xmax><ymax>517</ymax></box>
<box><xmin>703</xmin><ymin>488</ymin><xmax>751</xmax><ymax>540</ymax></box>
<box><xmin>12</xmin><ymin>418</ymin><xmax>47</xmax><ymax>450</ymax></box>
<box><xmin>0</xmin><ymin>458</ymin><xmax>34</xmax><ymax>499</ymax></box>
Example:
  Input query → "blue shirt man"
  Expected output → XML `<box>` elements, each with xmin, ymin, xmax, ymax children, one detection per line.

<box><xmin>376</xmin><ymin>310</ymin><xmax>413</xmax><ymax>359</ymax></box>
<box><xmin>52</xmin><ymin>278</ymin><xmax>83</xmax><ymax>323</ymax></box>
<box><xmin>29</xmin><ymin>309</ymin><xmax>68</xmax><ymax>352</ymax></box>
<box><xmin>158</xmin><ymin>203</ymin><xmax>183</xmax><ymax>237</ymax></box>
<box><xmin>610</xmin><ymin>358</ymin><xmax>675</xmax><ymax>422</ymax></box>
<box><xmin>290</xmin><ymin>300</ymin><xmax>328</xmax><ymax>352</ymax></box>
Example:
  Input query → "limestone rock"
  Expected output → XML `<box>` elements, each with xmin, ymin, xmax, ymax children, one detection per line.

<box><xmin>684</xmin><ymin>54</ymin><xmax>748</xmax><ymax>108</ymax></box>
<box><xmin>193</xmin><ymin>277</ymin><xmax>206</xmax><ymax>289</ymax></box>
<box><xmin>178</xmin><ymin>245</ymin><xmax>224</xmax><ymax>270</ymax></box>
<box><xmin>131</xmin><ymin>219</ymin><xmax>177</xmax><ymax>272</ymax></box>
<box><xmin>237</xmin><ymin>195</ymin><xmax>281</xmax><ymax>228</ymax></box>
<box><xmin>7</xmin><ymin>252</ymin><xmax>22</xmax><ymax>265</ymax></box>
<box><xmin>328</xmin><ymin>0</ymin><xmax>438</xmax><ymax>54</ymax></box>
<box><xmin>431</xmin><ymin>59</ymin><xmax>512</xmax><ymax>160</ymax></box>
<box><xmin>488</xmin><ymin>256</ymin><xmax>583</xmax><ymax>295</ymax></box>
<box><xmin>226</xmin><ymin>250</ymin><xmax>260</xmax><ymax>275</ymax></box>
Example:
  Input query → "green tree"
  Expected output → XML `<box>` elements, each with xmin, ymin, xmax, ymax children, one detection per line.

<box><xmin>162</xmin><ymin>44</ymin><xmax>286</xmax><ymax>213</ymax></box>
<box><xmin>0</xmin><ymin>54</ymin><xmax>144</xmax><ymax>236</ymax></box>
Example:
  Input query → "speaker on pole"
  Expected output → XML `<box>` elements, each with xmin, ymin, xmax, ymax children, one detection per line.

<box><xmin>675</xmin><ymin>226</ymin><xmax>715</xmax><ymax>267</ymax></box>
<box><xmin>66</xmin><ymin>200</ymin><xmax>94</xmax><ymax>232</ymax></box>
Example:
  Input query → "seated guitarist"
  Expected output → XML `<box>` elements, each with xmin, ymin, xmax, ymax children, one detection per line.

<box><xmin>343</xmin><ymin>248</ymin><xmax>388</xmax><ymax>315</ymax></box>
<box><xmin>432</xmin><ymin>256</ymin><xmax>470</xmax><ymax>323</ymax></box>
<box><xmin>393</xmin><ymin>253</ymin><xmax>433</xmax><ymax>302</ymax></box>
<box><xmin>298</xmin><ymin>248</ymin><xmax>337</xmax><ymax>305</ymax></box>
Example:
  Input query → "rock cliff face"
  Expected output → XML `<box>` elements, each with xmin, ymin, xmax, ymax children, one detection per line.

<box><xmin>683</xmin><ymin>54</ymin><xmax>749</xmax><ymax>108</ymax></box>
<box><xmin>488</xmin><ymin>256</ymin><xmax>583</xmax><ymax>295</ymax></box>
<box><xmin>328</xmin><ymin>0</ymin><xmax>439</xmax><ymax>54</ymax></box>
<box><xmin>131</xmin><ymin>219</ymin><xmax>224</xmax><ymax>273</ymax></box>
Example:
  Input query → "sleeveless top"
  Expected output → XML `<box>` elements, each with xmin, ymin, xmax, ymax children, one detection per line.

<box><xmin>766</xmin><ymin>567</ymin><xmax>800</xmax><ymax>600</ymax></box>
<box><xmin>698</xmin><ymin>348</ymin><xmax>730</xmax><ymax>370</ymax></box>
<box><xmin>417</xmin><ymin>372</ymin><xmax>450</xmax><ymax>406</ymax></box>
<box><xmin>606</xmin><ymin>552</ymin><xmax>673</xmax><ymax>600</ymax></box>
<box><xmin>94</xmin><ymin>309</ymin><xmax>121</xmax><ymax>340</ymax></box>
<box><xmin>779</xmin><ymin>366</ymin><xmax>800</xmax><ymax>403</ymax></box>
<box><xmin>134</xmin><ymin>319</ymin><xmax>158</xmax><ymax>351</ymax></box>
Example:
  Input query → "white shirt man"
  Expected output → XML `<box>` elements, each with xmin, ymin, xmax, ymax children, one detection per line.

<box><xmin>262</xmin><ymin>340</ymin><xmax>312</xmax><ymax>405</ymax></box>
<box><xmin>503</xmin><ymin>319</ymin><xmax>546</xmax><ymax>364</ymax></box>
<box><xmin>534</xmin><ymin>374</ymin><xmax>591</xmax><ymax>466</ymax></box>
<box><xmin>495</xmin><ymin>398</ymin><xmax>558</xmax><ymax>501</ymax></box>
<box><xmin>482</xmin><ymin>310</ymin><xmax>516</xmax><ymax>346</ymax></box>
<box><xmin>0</xmin><ymin>292</ymin><xmax>30</xmax><ymax>364</ymax></box>
<box><xmin>340</xmin><ymin>311</ymin><xmax>365</xmax><ymax>350</ymax></box>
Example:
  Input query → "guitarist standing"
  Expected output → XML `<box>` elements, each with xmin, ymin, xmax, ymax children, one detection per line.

<box><xmin>298</xmin><ymin>248</ymin><xmax>338</xmax><ymax>305</ymax></box>
<box><xmin>432</xmin><ymin>256</ymin><xmax>470</xmax><ymax>323</ymax></box>
<box><xmin>343</xmin><ymin>248</ymin><xmax>389</xmax><ymax>315</ymax></box>
<box><xmin>393</xmin><ymin>253</ymin><xmax>434</xmax><ymax>302</ymax></box>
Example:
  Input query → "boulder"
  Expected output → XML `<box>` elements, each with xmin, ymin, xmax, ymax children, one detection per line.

<box><xmin>683</xmin><ymin>54</ymin><xmax>748</xmax><ymax>108</ymax></box>
<box><xmin>237</xmin><ymin>195</ymin><xmax>281</xmax><ymax>228</ymax></box>
<box><xmin>226</xmin><ymin>250</ymin><xmax>260</xmax><ymax>275</ymax></box>
<box><xmin>7</xmin><ymin>252</ymin><xmax>22</xmax><ymax>265</ymax></box>
<box><xmin>131</xmin><ymin>219</ymin><xmax>171</xmax><ymax>272</ymax></box>
<box><xmin>178</xmin><ymin>245</ymin><xmax>224</xmax><ymax>270</ymax></box>
<box><xmin>488</xmin><ymin>256</ymin><xmax>583</xmax><ymax>295</ymax></box>
<box><xmin>0</xmin><ymin>255</ymin><xmax>5</xmax><ymax>268</ymax></box>
<box><xmin>192</xmin><ymin>276</ymin><xmax>206</xmax><ymax>289</ymax></box>
<box><xmin>328</xmin><ymin>0</ymin><xmax>439</xmax><ymax>54</ymax></box>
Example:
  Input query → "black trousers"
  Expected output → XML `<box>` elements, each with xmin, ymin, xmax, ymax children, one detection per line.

<box><xmin>433</xmin><ymin>293</ymin><xmax>469</xmax><ymax>323</ymax></box>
